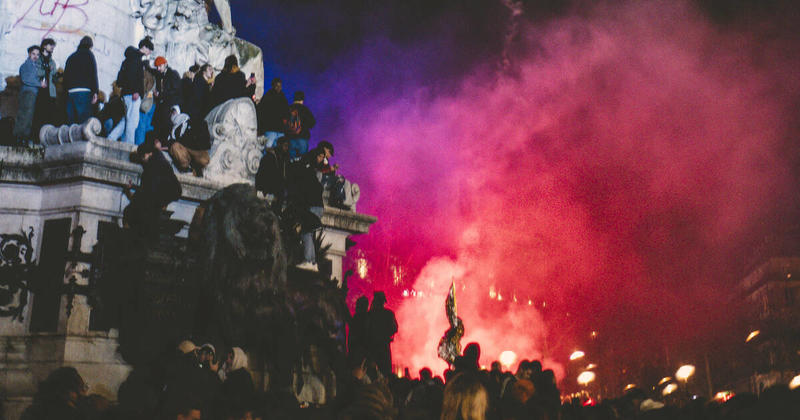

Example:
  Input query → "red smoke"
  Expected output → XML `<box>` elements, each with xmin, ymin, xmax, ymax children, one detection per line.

<box><xmin>330</xmin><ymin>1</ymin><xmax>800</xmax><ymax>380</ymax></box>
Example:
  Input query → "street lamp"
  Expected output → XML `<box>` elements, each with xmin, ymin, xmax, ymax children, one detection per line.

<box><xmin>790</xmin><ymin>374</ymin><xmax>800</xmax><ymax>390</ymax></box>
<box><xmin>676</xmin><ymin>365</ymin><xmax>696</xmax><ymax>383</ymax></box>
<box><xmin>662</xmin><ymin>383</ymin><xmax>678</xmax><ymax>396</ymax></box>
<box><xmin>577</xmin><ymin>371</ymin><xmax>596</xmax><ymax>386</ymax></box>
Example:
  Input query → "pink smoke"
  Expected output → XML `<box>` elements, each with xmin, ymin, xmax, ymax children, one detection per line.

<box><xmin>328</xmin><ymin>1</ymin><xmax>800</xmax><ymax>381</ymax></box>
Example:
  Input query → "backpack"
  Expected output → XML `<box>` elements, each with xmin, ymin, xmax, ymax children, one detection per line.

<box><xmin>285</xmin><ymin>107</ymin><xmax>302</xmax><ymax>135</ymax></box>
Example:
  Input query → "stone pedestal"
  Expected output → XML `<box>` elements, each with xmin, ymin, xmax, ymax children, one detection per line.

<box><xmin>0</xmin><ymin>135</ymin><xmax>375</xmax><ymax>419</ymax></box>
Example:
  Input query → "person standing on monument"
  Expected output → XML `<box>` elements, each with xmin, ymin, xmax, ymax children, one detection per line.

<box><xmin>256</xmin><ymin>77</ymin><xmax>288</xmax><ymax>149</ymax></box>
<box><xmin>190</xmin><ymin>64</ymin><xmax>214</xmax><ymax>122</ymax></box>
<box><xmin>152</xmin><ymin>56</ymin><xmax>182</xmax><ymax>139</ymax></box>
<box><xmin>288</xmin><ymin>147</ymin><xmax>325</xmax><ymax>272</ymax></box>
<box><xmin>210</xmin><ymin>55</ymin><xmax>248</xmax><ymax>109</ymax></box>
<box><xmin>63</xmin><ymin>36</ymin><xmax>99</xmax><ymax>124</ymax></box>
<box><xmin>284</xmin><ymin>91</ymin><xmax>316</xmax><ymax>161</ymax></box>
<box><xmin>14</xmin><ymin>45</ymin><xmax>42</xmax><ymax>143</ymax></box>
<box><xmin>112</xmin><ymin>37</ymin><xmax>154</xmax><ymax>144</ymax></box>
<box><xmin>366</xmin><ymin>291</ymin><xmax>398</xmax><ymax>377</ymax></box>
<box><xmin>32</xmin><ymin>38</ymin><xmax>59</xmax><ymax>139</ymax></box>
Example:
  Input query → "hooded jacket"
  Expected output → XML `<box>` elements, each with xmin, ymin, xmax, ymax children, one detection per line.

<box><xmin>63</xmin><ymin>46</ymin><xmax>98</xmax><ymax>93</ymax></box>
<box><xmin>117</xmin><ymin>47</ymin><xmax>145</xmax><ymax>96</ymax></box>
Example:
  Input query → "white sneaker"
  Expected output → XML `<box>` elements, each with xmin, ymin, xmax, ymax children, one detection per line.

<box><xmin>296</xmin><ymin>261</ymin><xmax>318</xmax><ymax>272</ymax></box>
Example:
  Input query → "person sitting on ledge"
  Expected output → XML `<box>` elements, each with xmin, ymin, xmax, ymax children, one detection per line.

<box><xmin>123</xmin><ymin>140</ymin><xmax>182</xmax><ymax>237</ymax></box>
<box><xmin>317</xmin><ymin>140</ymin><xmax>349</xmax><ymax>210</ymax></box>
<box><xmin>164</xmin><ymin>108</ymin><xmax>211</xmax><ymax>177</ymax></box>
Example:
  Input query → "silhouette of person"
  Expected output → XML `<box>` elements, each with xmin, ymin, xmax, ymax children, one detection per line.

<box><xmin>348</xmin><ymin>296</ymin><xmax>369</xmax><ymax>364</ymax></box>
<box><xmin>366</xmin><ymin>291</ymin><xmax>397</xmax><ymax>376</ymax></box>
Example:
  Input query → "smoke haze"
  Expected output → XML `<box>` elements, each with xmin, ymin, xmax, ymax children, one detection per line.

<box><xmin>233</xmin><ymin>0</ymin><xmax>800</xmax><ymax>378</ymax></box>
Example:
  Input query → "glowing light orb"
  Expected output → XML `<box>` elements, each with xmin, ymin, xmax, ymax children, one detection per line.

<box><xmin>577</xmin><ymin>371</ymin><xmax>596</xmax><ymax>386</ymax></box>
<box><xmin>662</xmin><ymin>383</ymin><xmax>678</xmax><ymax>396</ymax></box>
<box><xmin>569</xmin><ymin>350</ymin><xmax>585</xmax><ymax>361</ymax></box>
<box><xmin>790</xmin><ymin>375</ymin><xmax>800</xmax><ymax>390</ymax></box>
<box><xmin>624</xmin><ymin>384</ymin><xmax>636</xmax><ymax>391</ymax></box>
<box><xmin>489</xmin><ymin>286</ymin><xmax>497</xmax><ymax>299</ymax></box>
<box><xmin>658</xmin><ymin>377</ymin><xmax>672</xmax><ymax>385</ymax></box>
<box><xmin>745</xmin><ymin>330</ymin><xmax>760</xmax><ymax>343</ymax></box>
<box><xmin>499</xmin><ymin>351</ymin><xmax>517</xmax><ymax>368</ymax></box>
<box><xmin>676</xmin><ymin>365</ymin><xmax>696</xmax><ymax>382</ymax></box>
<box><xmin>585</xmin><ymin>363</ymin><xmax>597</xmax><ymax>370</ymax></box>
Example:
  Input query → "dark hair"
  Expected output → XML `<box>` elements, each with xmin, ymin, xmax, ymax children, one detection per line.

<box><xmin>40</xmin><ymin>38</ymin><xmax>56</xmax><ymax>48</ymax></box>
<box><xmin>199</xmin><ymin>63</ymin><xmax>212</xmax><ymax>74</ymax></box>
<box><xmin>318</xmin><ymin>140</ymin><xmax>334</xmax><ymax>156</ymax></box>
<box><xmin>138</xmin><ymin>36</ymin><xmax>154</xmax><ymax>50</ymax></box>
<box><xmin>223</xmin><ymin>55</ymin><xmax>238</xmax><ymax>73</ymax></box>
<box><xmin>293</xmin><ymin>91</ymin><xmax>305</xmax><ymax>101</ymax></box>
<box><xmin>189</xmin><ymin>64</ymin><xmax>200</xmax><ymax>73</ymax></box>
<box><xmin>136</xmin><ymin>142</ymin><xmax>157</xmax><ymax>157</ymax></box>
<box><xmin>78</xmin><ymin>36</ymin><xmax>93</xmax><ymax>49</ymax></box>
<box><xmin>27</xmin><ymin>45</ymin><xmax>41</xmax><ymax>54</ymax></box>
<box><xmin>271</xmin><ymin>77</ymin><xmax>282</xmax><ymax>86</ymax></box>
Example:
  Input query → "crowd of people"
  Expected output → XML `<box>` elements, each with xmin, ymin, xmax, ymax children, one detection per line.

<box><xmin>7</xmin><ymin>35</ymin><xmax>323</xmax><ymax>171</ymax></box>
<box><xmin>5</xmin><ymin>35</ymin><xmax>351</xmax><ymax>271</ymax></box>
<box><xmin>14</xmin><ymin>291</ymin><xmax>799</xmax><ymax>419</ymax></box>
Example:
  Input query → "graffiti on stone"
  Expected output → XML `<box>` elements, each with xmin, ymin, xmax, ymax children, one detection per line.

<box><xmin>13</xmin><ymin>0</ymin><xmax>91</xmax><ymax>38</ymax></box>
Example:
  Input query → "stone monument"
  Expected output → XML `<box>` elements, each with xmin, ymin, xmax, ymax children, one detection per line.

<box><xmin>0</xmin><ymin>4</ymin><xmax>374</xmax><ymax>418</ymax></box>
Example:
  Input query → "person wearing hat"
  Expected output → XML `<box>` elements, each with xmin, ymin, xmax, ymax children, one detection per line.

<box><xmin>63</xmin><ymin>36</ymin><xmax>99</xmax><ymax>124</ymax></box>
<box><xmin>152</xmin><ymin>56</ymin><xmax>182</xmax><ymax>140</ymax></box>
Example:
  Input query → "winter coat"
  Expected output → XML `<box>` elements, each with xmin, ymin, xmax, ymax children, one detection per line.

<box><xmin>136</xmin><ymin>151</ymin><xmax>181</xmax><ymax>210</ymax></box>
<box><xmin>36</xmin><ymin>54</ymin><xmax>57</xmax><ymax>97</ymax></box>
<box><xmin>117</xmin><ymin>47</ymin><xmax>144</xmax><ymax>96</ymax></box>
<box><xmin>256</xmin><ymin>88</ymin><xmax>289</xmax><ymax>133</ymax></box>
<box><xmin>255</xmin><ymin>147</ymin><xmax>290</xmax><ymax>196</ymax></box>
<box><xmin>284</xmin><ymin>102</ymin><xmax>316</xmax><ymax>140</ymax></box>
<box><xmin>155</xmin><ymin>67</ymin><xmax>182</xmax><ymax>109</ymax></box>
<box><xmin>288</xmin><ymin>156</ymin><xmax>323</xmax><ymax>208</ymax></box>
<box><xmin>190</xmin><ymin>76</ymin><xmax>212</xmax><ymax>120</ymax></box>
<box><xmin>63</xmin><ymin>47</ymin><xmax>98</xmax><ymax>93</ymax></box>
<box><xmin>19</xmin><ymin>58</ymin><xmax>41</xmax><ymax>93</ymax></box>
<box><xmin>210</xmin><ymin>70</ymin><xmax>247</xmax><ymax>109</ymax></box>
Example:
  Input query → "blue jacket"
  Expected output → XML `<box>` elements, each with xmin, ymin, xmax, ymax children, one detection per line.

<box><xmin>19</xmin><ymin>58</ymin><xmax>40</xmax><ymax>93</ymax></box>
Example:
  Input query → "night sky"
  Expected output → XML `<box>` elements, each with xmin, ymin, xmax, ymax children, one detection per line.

<box><xmin>227</xmin><ymin>0</ymin><xmax>800</xmax><ymax>382</ymax></box>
